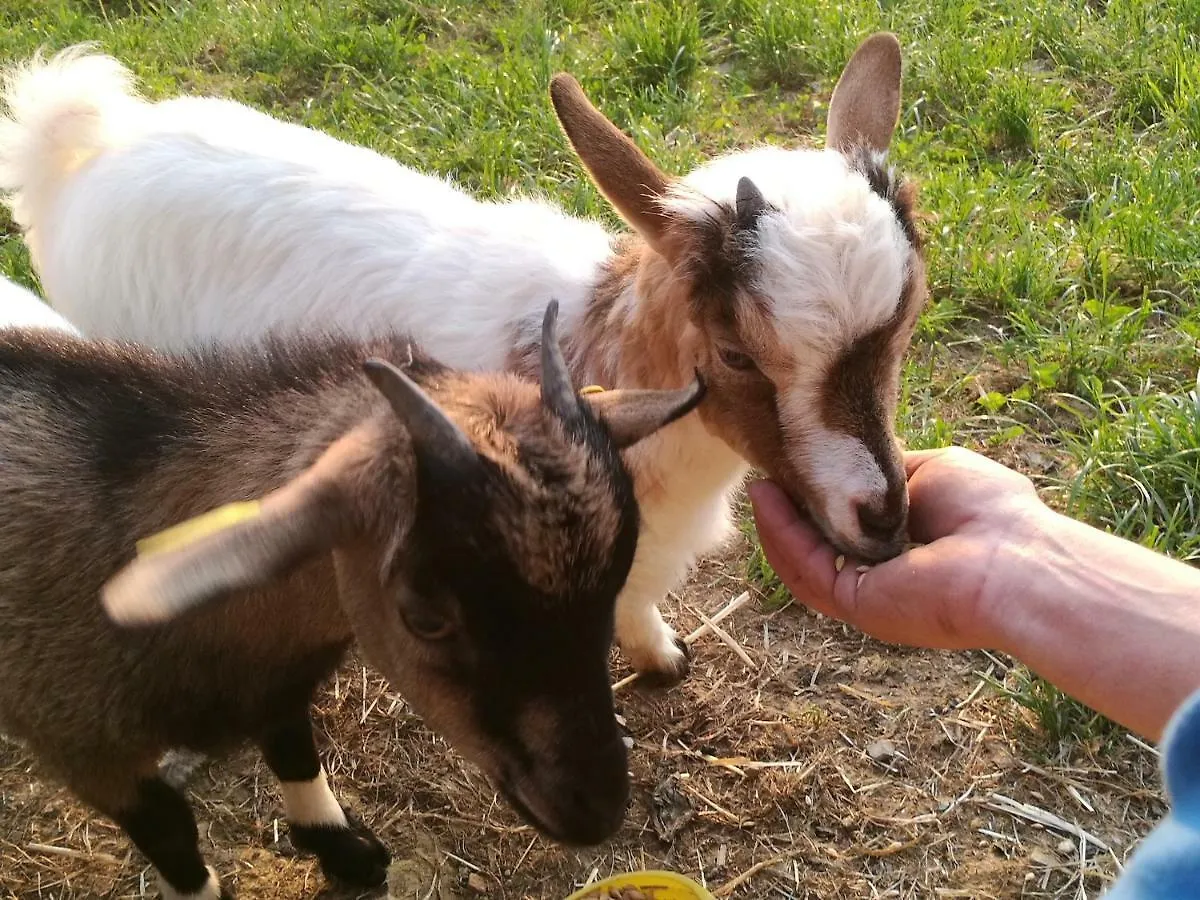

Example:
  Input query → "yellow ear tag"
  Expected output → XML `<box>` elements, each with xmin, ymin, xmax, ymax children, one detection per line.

<box><xmin>578</xmin><ymin>384</ymin><xmax>606</xmax><ymax>396</ymax></box>
<box><xmin>136</xmin><ymin>501</ymin><xmax>263</xmax><ymax>559</ymax></box>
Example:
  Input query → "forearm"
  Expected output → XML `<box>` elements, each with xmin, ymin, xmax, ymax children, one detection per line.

<box><xmin>991</xmin><ymin>509</ymin><xmax>1200</xmax><ymax>741</ymax></box>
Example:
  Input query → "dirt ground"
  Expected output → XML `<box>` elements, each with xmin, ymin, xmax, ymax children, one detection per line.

<box><xmin>0</xmin><ymin>501</ymin><xmax>1163</xmax><ymax>900</ymax></box>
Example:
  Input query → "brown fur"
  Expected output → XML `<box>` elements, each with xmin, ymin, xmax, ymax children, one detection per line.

<box><xmin>0</xmin><ymin>320</ymin><xmax>701</xmax><ymax>889</ymax></box>
<box><xmin>826</xmin><ymin>33</ymin><xmax>903</xmax><ymax>154</ymax></box>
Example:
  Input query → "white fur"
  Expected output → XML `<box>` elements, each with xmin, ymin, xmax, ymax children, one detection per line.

<box><xmin>798</xmin><ymin>429</ymin><xmax>887</xmax><ymax>547</ymax></box>
<box><xmin>0</xmin><ymin>274</ymin><xmax>81</xmax><ymax>335</ymax></box>
<box><xmin>160</xmin><ymin>865</ymin><xmax>221</xmax><ymax>900</ymax></box>
<box><xmin>0</xmin><ymin>49</ymin><xmax>913</xmax><ymax>678</ymax></box>
<box><xmin>615</xmin><ymin>416</ymin><xmax>748</xmax><ymax>674</ymax></box>
<box><xmin>666</xmin><ymin>146</ymin><xmax>910</xmax><ymax>351</ymax></box>
<box><xmin>279</xmin><ymin>770</ymin><xmax>349</xmax><ymax>828</ymax></box>
<box><xmin>0</xmin><ymin>53</ymin><xmax>609</xmax><ymax>356</ymax></box>
<box><xmin>0</xmin><ymin>46</ymin><xmax>140</xmax><ymax>270</ymax></box>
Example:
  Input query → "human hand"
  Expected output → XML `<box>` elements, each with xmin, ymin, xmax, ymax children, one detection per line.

<box><xmin>748</xmin><ymin>446</ymin><xmax>1049</xmax><ymax>650</ymax></box>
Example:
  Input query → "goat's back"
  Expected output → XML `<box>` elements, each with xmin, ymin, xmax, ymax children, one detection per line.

<box><xmin>0</xmin><ymin>332</ymin><xmax>396</xmax><ymax>759</ymax></box>
<box><xmin>17</xmin><ymin>75</ymin><xmax>610</xmax><ymax>359</ymax></box>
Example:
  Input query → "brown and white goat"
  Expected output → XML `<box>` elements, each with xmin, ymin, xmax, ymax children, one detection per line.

<box><xmin>0</xmin><ymin>303</ymin><xmax>701</xmax><ymax>899</ymax></box>
<box><xmin>0</xmin><ymin>32</ymin><xmax>926</xmax><ymax>686</ymax></box>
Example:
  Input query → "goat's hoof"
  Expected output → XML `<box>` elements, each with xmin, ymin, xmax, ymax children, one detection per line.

<box><xmin>634</xmin><ymin>637</ymin><xmax>691</xmax><ymax>689</ymax></box>
<box><xmin>290</xmin><ymin>812</ymin><xmax>390</xmax><ymax>887</ymax></box>
<box><xmin>159</xmin><ymin>865</ymin><xmax>228</xmax><ymax>900</ymax></box>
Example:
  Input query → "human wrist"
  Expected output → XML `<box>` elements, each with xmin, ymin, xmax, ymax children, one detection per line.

<box><xmin>973</xmin><ymin>500</ymin><xmax>1068</xmax><ymax>657</ymax></box>
<box><xmin>981</xmin><ymin>507</ymin><xmax>1200</xmax><ymax>738</ymax></box>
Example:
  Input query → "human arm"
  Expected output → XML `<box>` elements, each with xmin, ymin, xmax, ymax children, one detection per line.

<box><xmin>748</xmin><ymin>446</ymin><xmax>1200</xmax><ymax>741</ymax></box>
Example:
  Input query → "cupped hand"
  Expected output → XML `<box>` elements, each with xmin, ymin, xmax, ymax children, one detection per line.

<box><xmin>748</xmin><ymin>446</ymin><xmax>1047</xmax><ymax>650</ymax></box>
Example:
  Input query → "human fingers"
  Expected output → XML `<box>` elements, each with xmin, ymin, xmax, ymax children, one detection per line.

<box><xmin>902</xmin><ymin>447</ymin><xmax>950</xmax><ymax>477</ymax></box>
<box><xmin>827</xmin><ymin>540</ymin><xmax>990</xmax><ymax>649</ymax></box>
<box><xmin>747</xmin><ymin>480</ymin><xmax>842</xmax><ymax>619</ymax></box>
<box><xmin>750</xmin><ymin>479</ymin><xmax>989</xmax><ymax>648</ymax></box>
<box><xmin>904</xmin><ymin>447</ymin><xmax>1045</xmax><ymax>543</ymax></box>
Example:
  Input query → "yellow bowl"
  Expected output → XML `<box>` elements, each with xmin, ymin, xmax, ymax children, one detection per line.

<box><xmin>564</xmin><ymin>870</ymin><xmax>715</xmax><ymax>900</ymax></box>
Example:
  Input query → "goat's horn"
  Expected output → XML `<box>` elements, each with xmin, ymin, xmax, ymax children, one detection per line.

<box><xmin>736</xmin><ymin>176</ymin><xmax>766</xmax><ymax>229</ymax></box>
<box><xmin>539</xmin><ymin>299</ymin><xmax>585</xmax><ymax>429</ymax></box>
<box><xmin>363</xmin><ymin>358</ymin><xmax>479</xmax><ymax>468</ymax></box>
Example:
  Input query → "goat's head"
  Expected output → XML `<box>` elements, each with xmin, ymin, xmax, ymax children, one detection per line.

<box><xmin>550</xmin><ymin>33</ymin><xmax>925</xmax><ymax>561</ymax></box>
<box><xmin>100</xmin><ymin>302</ymin><xmax>703</xmax><ymax>846</ymax></box>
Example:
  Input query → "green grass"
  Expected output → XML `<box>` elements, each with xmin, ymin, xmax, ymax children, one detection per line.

<box><xmin>990</xmin><ymin>665</ymin><xmax>1125</xmax><ymax>756</ymax></box>
<box><xmin>738</xmin><ymin>517</ymin><xmax>792</xmax><ymax>611</ymax></box>
<box><xmin>1063</xmin><ymin>377</ymin><xmax>1200</xmax><ymax>561</ymax></box>
<box><xmin>2</xmin><ymin>0</ymin><xmax>1198</xmax><ymax>749</ymax></box>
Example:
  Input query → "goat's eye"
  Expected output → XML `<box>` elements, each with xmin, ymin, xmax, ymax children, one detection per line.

<box><xmin>402</xmin><ymin>608</ymin><xmax>456</xmax><ymax>642</ymax></box>
<box><xmin>718</xmin><ymin>345</ymin><xmax>757</xmax><ymax>371</ymax></box>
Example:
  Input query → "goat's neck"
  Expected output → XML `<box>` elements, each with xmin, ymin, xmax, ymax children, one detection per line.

<box><xmin>570</xmin><ymin>237</ymin><xmax>697</xmax><ymax>392</ymax></box>
<box><xmin>571</xmin><ymin>239</ymin><xmax>749</xmax><ymax>511</ymax></box>
<box><xmin>144</xmin><ymin>387</ymin><xmax>371</xmax><ymax>527</ymax></box>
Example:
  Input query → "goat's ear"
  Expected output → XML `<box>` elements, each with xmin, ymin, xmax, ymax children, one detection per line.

<box><xmin>826</xmin><ymin>32</ymin><xmax>903</xmax><ymax>156</ymax></box>
<box><xmin>101</xmin><ymin>440</ymin><xmax>362</xmax><ymax>627</ymax></box>
<box><xmin>583</xmin><ymin>375</ymin><xmax>706</xmax><ymax>449</ymax></box>
<box><xmin>549</xmin><ymin>73</ymin><xmax>675</xmax><ymax>256</ymax></box>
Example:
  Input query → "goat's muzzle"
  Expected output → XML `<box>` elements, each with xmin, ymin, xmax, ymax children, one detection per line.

<box><xmin>496</xmin><ymin>735</ymin><xmax>630</xmax><ymax>846</ymax></box>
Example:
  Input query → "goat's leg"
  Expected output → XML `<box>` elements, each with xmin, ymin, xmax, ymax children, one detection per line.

<box><xmin>613</xmin><ymin>543</ymin><xmax>693</xmax><ymax>687</ymax></box>
<box><xmin>615</xmin><ymin>489</ymin><xmax>739</xmax><ymax>686</ymax></box>
<box><xmin>111</xmin><ymin>777</ymin><xmax>227</xmax><ymax>900</ymax></box>
<box><xmin>40</xmin><ymin>748</ymin><xmax>225</xmax><ymax>900</ymax></box>
<box><xmin>257</xmin><ymin>712</ymin><xmax>390</xmax><ymax>886</ymax></box>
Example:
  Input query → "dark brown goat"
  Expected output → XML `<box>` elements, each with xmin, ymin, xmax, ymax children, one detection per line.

<box><xmin>0</xmin><ymin>303</ymin><xmax>702</xmax><ymax>900</ymax></box>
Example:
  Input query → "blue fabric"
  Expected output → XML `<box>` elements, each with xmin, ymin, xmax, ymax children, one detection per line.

<box><xmin>1106</xmin><ymin>686</ymin><xmax>1200</xmax><ymax>898</ymax></box>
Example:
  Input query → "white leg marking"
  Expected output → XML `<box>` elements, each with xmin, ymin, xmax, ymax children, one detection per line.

<box><xmin>159</xmin><ymin>865</ymin><xmax>221</xmax><ymax>900</ymax></box>
<box><xmin>279</xmin><ymin>769</ymin><xmax>348</xmax><ymax>828</ymax></box>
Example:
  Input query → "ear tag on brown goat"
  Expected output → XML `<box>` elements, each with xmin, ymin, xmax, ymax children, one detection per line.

<box><xmin>135</xmin><ymin>501</ymin><xmax>263</xmax><ymax>559</ymax></box>
<box><xmin>578</xmin><ymin>384</ymin><xmax>606</xmax><ymax>396</ymax></box>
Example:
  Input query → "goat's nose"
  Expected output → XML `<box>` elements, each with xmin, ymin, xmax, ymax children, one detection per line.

<box><xmin>856</xmin><ymin>501</ymin><xmax>905</xmax><ymax>544</ymax></box>
<box><xmin>556</xmin><ymin>777</ymin><xmax>628</xmax><ymax>845</ymax></box>
<box><xmin>551</xmin><ymin>737</ymin><xmax>630</xmax><ymax>845</ymax></box>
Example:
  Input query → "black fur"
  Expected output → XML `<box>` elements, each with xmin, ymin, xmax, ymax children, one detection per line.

<box><xmin>256</xmin><ymin>713</ymin><xmax>390</xmax><ymax>884</ymax></box>
<box><xmin>290</xmin><ymin>815</ymin><xmax>390</xmax><ymax>887</ymax></box>
<box><xmin>156</xmin><ymin>641</ymin><xmax>350</xmax><ymax>758</ymax></box>
<box><xmin>393</xmin><ymin>415</ymin><xmax>639</xmax><ymax>844</ymax></box>
<box><xmin>844</xmin><ymin>144</ymin><xmax>921</xmax><ymax>250</ymax></box>
<box><xmin>258</xmin><ymin>714</ymin><xmax>322</xmax><ymax>783</ymax></box>
<box><xmin>0</xmin><ymin>319</ymin><xmax>648</xmax><ymax>883</ymax></box>
<box><xmin>0</xmin><ymin>329</ymin><xmax>452</xmax><ymax>435</ymax></box>
<box><xmin>679</xmin><ymin>200</ymin><xmax>767</xmax><ymax>325</ymax></box>
<box><xmin>115</xmin><ymin>778</ymin><xmax>212</xmax><ymax>896</ymax></box>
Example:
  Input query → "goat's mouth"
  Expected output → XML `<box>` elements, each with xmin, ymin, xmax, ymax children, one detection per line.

<box><xmin>495</xmin><ymin>769</ymin><xmax>626</xmax><ymax>847</ymax></box>
<box><xmin>783</xmin><ymin>490</ymin><xmax>906</xmax><ymax>564</ymax></box>
<box><xmin>834</xmin><ymin>533</ymin><xmax>906</xmax><ymax>564</ymax></box>
<box><xmin>822</xmin><ymin>517</ymin><xmax>907</xmax><ymax>564</ymax></box>
<box><xmin>497</xmin><ymin>778</ymin><xmax>573</xmax><ymax>843</ymax></box>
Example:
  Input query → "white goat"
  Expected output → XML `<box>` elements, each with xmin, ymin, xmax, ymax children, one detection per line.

<box><xmin>0</xmin><ymin>33</ymin><xmax>927</xmax><ymax>685</ymax></box>
<box><xmin>0</xmin><ymin>271</ymin><xmax>80</xmax><ymax>334</ymax></box>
